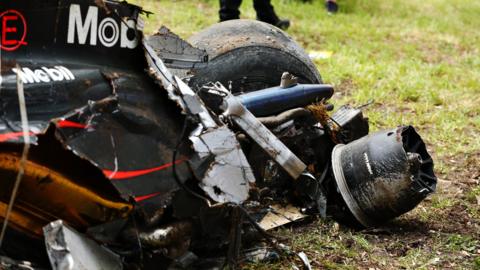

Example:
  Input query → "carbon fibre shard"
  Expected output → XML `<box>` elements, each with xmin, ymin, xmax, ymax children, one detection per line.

<box><xmin>258</xmin><ymin>205</ymin><xmax>306</xmax><ymax>230</ymax></box>
<box><xmin>44</xmin><ymin>220</ymin><xmax>122</xmax><ymax>270</ymax></box>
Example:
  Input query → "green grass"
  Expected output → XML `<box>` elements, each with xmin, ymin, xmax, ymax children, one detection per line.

<box><xmin>130</xmin><ymin>0</ymin><xmax>480</xmax><ymax>268</ymax></box>
<box><xmin>132</xmin><ymin>0</ymin><xmax>480</xmax><ymax>160</ymax></box>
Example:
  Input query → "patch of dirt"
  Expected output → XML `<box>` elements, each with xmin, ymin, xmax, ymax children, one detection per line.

<box><xmin>429</xmin><ymin>203</ymin><xmax>479</xmax><ymax>235</ymax></box>
<box><xmin>333</xmin><ymin>77</ymin><xmax>356</xmax><ymax>97</ymax></box>
<box><xmin>397</xmin><ymin>30</ymin><xmax>462</xmax><ymax>65</ymax></box>
<box><xmin>443</xmin><ymin>152</ymin><xmax>480</xmax><ymax>185</ymax></box>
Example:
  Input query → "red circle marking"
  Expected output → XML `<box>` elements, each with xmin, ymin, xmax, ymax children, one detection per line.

<box><xmin>0</xmin><ymin>10</ymin><xmax>28</xmax><ymax>52</ymax></box>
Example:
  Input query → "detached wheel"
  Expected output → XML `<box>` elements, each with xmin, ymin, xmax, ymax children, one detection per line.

<box><xmin>188</xmin><ymin>19</ymin><xmax>321</xmax><ymax>93</ymax></box>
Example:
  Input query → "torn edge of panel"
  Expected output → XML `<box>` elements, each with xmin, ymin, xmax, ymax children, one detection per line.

<box><xmin>145</xmin><ymin>26</ymin><xmax>208</xmax><ymax>69</ymax></box>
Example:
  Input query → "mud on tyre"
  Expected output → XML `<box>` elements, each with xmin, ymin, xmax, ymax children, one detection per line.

<box><xmin>188</xmin><ymin>20</ymin><xmax>322</xmax><ymax>93</ymax></box>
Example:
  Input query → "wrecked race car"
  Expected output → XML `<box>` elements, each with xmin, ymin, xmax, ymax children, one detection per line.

<box><xmin>0</xmin><ymin>0</ymin><xmax>437</xmax><ymax>269</ymax></box>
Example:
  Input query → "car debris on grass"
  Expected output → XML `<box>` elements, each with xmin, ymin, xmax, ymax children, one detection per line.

<box><xmin>0</xmin><ymin>0</ymin><xmax>437</xmax><ymax>269</ymax></box>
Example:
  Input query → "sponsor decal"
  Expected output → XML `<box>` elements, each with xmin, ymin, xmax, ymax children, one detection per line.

<box><xmin>134</xmin><ymin>192</ymin><xmax>162</xmax><ymax>202</ymax></box>
<box><xmin>56</xmin><ymin>120</ymin><xmax>88</xmax><ymax>129</ymax></box>
<box><xmin>0</xmin><ymin>10</ymin><xmax>28</xmax><ymax>51</ymax></box>
<box><xmin>67</xmin><ymin>4</ymin><xmax>138</xmax><ymax>49</ymax></box>
<box><xmin>11</xmin><ymin>66</ymin><xmax>75</xmax><ymax>84</ymax></box>
<box><xmin>103</xmin><ymin>159</ymin><xmax>186</xmax><ymax>180</ymax></box>
<box><xmin>0</xmin><ymin>131</ymin><xmax>35</xmax><ymax>142</ymax></box>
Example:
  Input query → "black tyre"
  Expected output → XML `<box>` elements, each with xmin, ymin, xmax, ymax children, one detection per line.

<box><xmin>188</xmin><ymin>20</ymin><xmax>322</xmax><ymax>93</ymax></box>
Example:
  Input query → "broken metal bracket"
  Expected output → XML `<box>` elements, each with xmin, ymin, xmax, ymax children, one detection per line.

<box><xmin>211</xmin><ymin>83</ymin><xmax>329</xmax><ymax>215</ymax></box>
<box><xmin>217</xmin><ymin>83</ymin><xmax>307</xmax><ymax>180</ymax></box>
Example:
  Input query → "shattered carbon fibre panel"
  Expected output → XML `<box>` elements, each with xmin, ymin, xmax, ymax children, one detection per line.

<box><xmin>0</xmin><ymin>0</ymin><xmax>193</xmax><ymax>234</ymax></box>
<box><xmin>190</xmin><ymin>125</ymin><xmax>255</xmax><ymax>203</ymax></box>
<box><xmin>48</xmin><ymin>68</ymin><xmax>192</xmax><ymax>207</ymax></box>
<box><xmin>144</xmin><ymin>42</ymin><xmax>255</xmax><ymax>204</ymax></box>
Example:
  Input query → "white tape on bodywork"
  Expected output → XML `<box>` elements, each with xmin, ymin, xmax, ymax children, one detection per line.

<box><xmin>0</xmin><ymin>65</ymin><xmax>31</xmax><ymax>248</ymax></box>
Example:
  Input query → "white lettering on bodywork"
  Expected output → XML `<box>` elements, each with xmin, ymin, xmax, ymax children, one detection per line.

<box><xmin>12</xmin><ymin>66</ymin><xmax>75</xmax><ymax>84</ymax></box>
<box><xmin>120</xmin><ymin>19</ymin><xmax>138</xmax><ymax>49</ymax></box>
<box><xmin>67</xmin><ymin>4</ymin><xmax>98</xmax><ymax>46</ymax></box>
<box><xmin>67</xmin><ymin>4</ymin><xmax>138</xmax><ymax>49</ymax></box>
